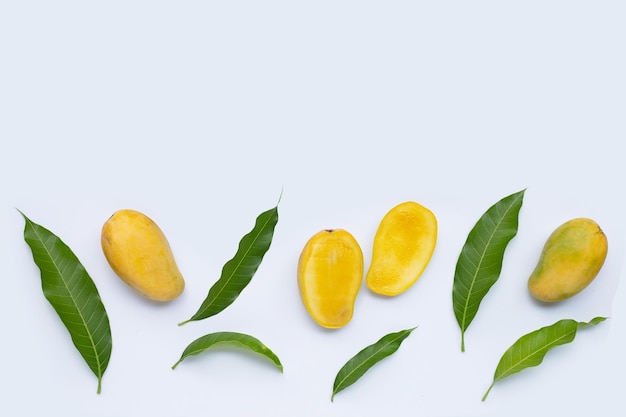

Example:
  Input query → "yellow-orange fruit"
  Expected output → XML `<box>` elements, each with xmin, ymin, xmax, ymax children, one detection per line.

<box><xmin>366</xmin><ymin>201</ymin><xmax>437</xmax><ymax>296</ymax></box>
<box><xmin>298</xmin><ymin>229</ymin><xmax>363</xmax><ymax>329</ymax></box>
<box><xmin>528</xmin><ymin>217</ymin><xmax>608</xmax><ymax>302</ymax></box>
<box><xmin>101</xmin><ymin>209</ymin><xmax>185</xmax><ymax>301</ymax></box>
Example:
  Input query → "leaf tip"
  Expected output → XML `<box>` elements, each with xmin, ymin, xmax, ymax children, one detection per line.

<box><xmin>16</xmin><ymin>208</ymin><xmax>29</xmax><ymax>222</ymax></box>
<box><xmin>277</xmin><ymin>187</ymin><xmax>284</xmax><ymax>205</ymax></box>
<box><xmin>581</xmin><ymin>316</ymin><xmax>608</xmax><ymax>328</ymax></box>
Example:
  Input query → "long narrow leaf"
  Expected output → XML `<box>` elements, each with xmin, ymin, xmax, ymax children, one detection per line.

<box><xmin>20</xmin><ymin>211</ymin><xmax>112</xmax><ymax>394</ymax></box>
<box><xmin>452</xmin><ymin>189</ymin><xmax>525</xmax><ymax>351</ymax></box>
<box><xmin>179</xmin><ymin>203</ymin><xmax>279</xmax><ymax>325</ymax></box>
<box><xmin>482</xmin><ymin>317</ymin><xmax>606</xmax><ymax>401</ymax></box>
<box><xmin>331</xmin><ymin>327</ymin><xmax>416</xmax><ymax>402</ymax></box>
<box><xmin>171</xmin><ymin>331</ymin><xmax>283</xmax><ymax>372</ymax></box>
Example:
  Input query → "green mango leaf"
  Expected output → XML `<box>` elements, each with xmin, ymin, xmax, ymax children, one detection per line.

<box><xmin>483</xmin><ymin>317</ymin><xmax>606</xmax><ymax>401</ymax></box>
<box><xmin>171</xmin><ymin>331</ymin><xmax>283</xmax><ymax>372</ymax></box>
<box><xmin>331</xmin><ymin>327</ymin><xmax>416</xmax><ymax>402</ymax></box>
<box><xmin>452</xmin><ymin>189</ymin><xmax>525</xmax><ymax>352</ymax></box>
<box><xmin>179</xmin><ymin>201</ymin><xmax>279</xmax><ymax>325</ymax></box>
<box><xmin>20</xmin><ymin>211</ymin><xmax>112</xmax><ymax>394</ymax></box>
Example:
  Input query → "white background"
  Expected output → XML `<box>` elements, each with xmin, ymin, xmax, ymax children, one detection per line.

<box><xmin>1</xmin><ymin>1</ymin><xmax>625</xmax><ymax>416</ymax></box>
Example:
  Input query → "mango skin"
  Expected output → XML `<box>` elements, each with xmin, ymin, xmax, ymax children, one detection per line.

<box><xmin>298</xmin><ymin>229</ymin><xmax>364</xmax><ymax>329</ymax></box>
<box><xmin>101</xmin><ymin>209</ymin><xmax>185</xmax><ymax>302</ymax></box>
<box><xmin>528</xmin><ymin>217</ymin><xmax>608</xmax><ymax>302</ymax></box>
<box><xmin>366</xmin><ymin>201</ymin><xmax>437</xmax><ymax>296</ymax></box>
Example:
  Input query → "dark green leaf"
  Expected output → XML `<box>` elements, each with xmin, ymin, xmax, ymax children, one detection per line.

<box><xmin>20</xmin><ymin>211</ymin><xmax>112</xmax><ymax>394</ymax></box>
<box><xmin>179</xmin><ymin>202</ymin><xmax>279</xmax><ymax>325</ymax></box>
<box><xmin>452</xmin><ymin>189</ymin><xmax>525</xmax><ymax>351</ymax></box>
<box><xmin>171</xmin><ymin>331</ymin><xmax>283</xmax><ymax>372</ymax></box>
<box><xmin>482</xmin><ymin>317</ymin><xmax>606</xmax><ymax>401</ymax></box>
<box><xmin>331</xmin><ymin>327</ymin><xmax>416</xmax><ymax>402</ymax></box>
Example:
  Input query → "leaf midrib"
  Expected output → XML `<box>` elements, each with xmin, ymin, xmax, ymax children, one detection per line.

<box><xmin>333</xmin><ymin>333</ymin><xmax>405</xmax><ymax>397</ymax></box>
<box><xmin>196</xmin><ymin>210</ymin><xmax>274</xmax><ymax>317</ymax></box>
<box><xmin>496</xmin><ymin>329</ymin><xmax>574</xmax><ymax>381</ymax></box>
<box><xmin>186</xmin><ymin>338</ymin><xmax>246</xmax><ymax>357</ymax></box>
<box><xmin>28</xmin><ymin>219</ymin><xmax>103</xmax><ymax>379</ymax></box>
<box><xmin>460</xmin><ymin>196</ymin><xmax>520</xmax><ymax>331</ymax></box>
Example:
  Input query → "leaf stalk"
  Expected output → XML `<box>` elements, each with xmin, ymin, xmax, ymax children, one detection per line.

<box><xmin>482</xmin><ymin>383</ymin><xmax>494</xmax><ymax>401</ymax></box>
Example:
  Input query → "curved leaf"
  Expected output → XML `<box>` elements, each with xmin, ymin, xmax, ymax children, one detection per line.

<box><xmin>452</xmin><ymin>189</ymin><xmax>525</xmax><ymax>351</ymax></box>
<box><xmin>179</xmin><ymin>203</ymin><xmax>279</xmax><ymax>325</ymax></box>
<box><xmin>171</xmin><ymin>331</ymin><xmax>283</xmax><ymax>372</ymax></box>
<box><xmin>482</xmin><ymin>317</ymin><xmax>606</xmax><ymax>401</ymax></box>
<box><xmin>20</xmin><ymin>211</ymin><xmax>112</xmax><ymax>394</ymax></box>
<box><xmin>331</xmin><ymin>327</ymin><xmax>416</xmax><ymax>402</ymax></box>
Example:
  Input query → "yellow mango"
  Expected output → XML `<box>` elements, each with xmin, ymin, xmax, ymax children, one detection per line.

<box><xmin>528</xmin><ymin>217</ymin><xmax>608</xmax><ymax>302</ymax></box>
<box><xmin>298</xmin><ymin>229</ymin><xmax>363</xmax><ymax>329</ymax></box>
<box><xmin>101</xmin><ymin>209</ymin><xmax>185</xmax><ymax>302</ymax></box>
<box><xmin>366</xmin><ymin>201</ymin><xmax>437</xmax><ymax>296</ymax></box>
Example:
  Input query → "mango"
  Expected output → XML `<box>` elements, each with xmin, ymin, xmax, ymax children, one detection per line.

<box><xmin>298</xmin><ymin>229</ymin><xmax>363</xmax><ymax>329</ymax></box>
<box><xmin>101</xmin><ymin>209</ymin><xmax>185</xmax><ymax>301</ymax></box>
<box><xmin>528</xmin><ymin>217</ymin><xmax>608</xmax><ymax>302</ymax></box>
<box><xmin>366</xmin><ymin>201</ymin><xmax>437</xmax><ymax>296</ymax></box>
